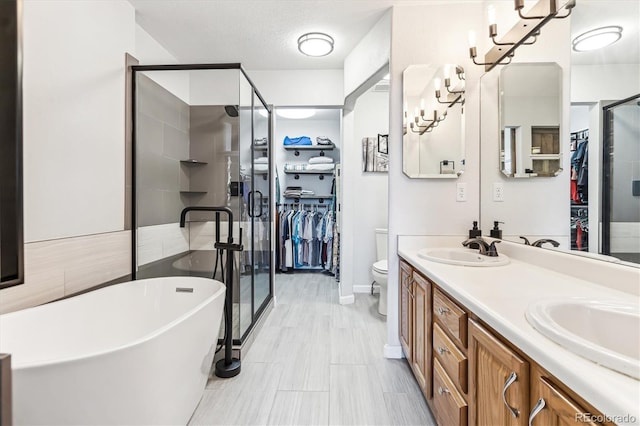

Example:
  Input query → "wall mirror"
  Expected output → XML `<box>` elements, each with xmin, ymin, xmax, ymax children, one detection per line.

<box><xmin>499</xmin><ymin>63</ymin><xmax>562</xmax><ymax>178</ymax></box>
<box><xmin>402</xmin><ymin>64</ymin><xmax>465</xmax><ymax>178</ymax></box>
<box><xmin>480</xmin><ymin>0</ymin><xmax>640</xmax><ymax>266</ymax></box>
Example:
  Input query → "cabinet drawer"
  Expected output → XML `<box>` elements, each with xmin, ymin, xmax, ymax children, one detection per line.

<box><xmin>433</xmin><ymin>288</ymin><xmax>467</xmax><ymax>348</ymax></box>
<box><xmin>433</xmin><ymin>322</ymin><xmax>467</xmax><ymax>393</ymax></box>
<box><xmin>433</xmin><ymin>359</ymin><xmax>468</xmax><ymax>426</ymax></box>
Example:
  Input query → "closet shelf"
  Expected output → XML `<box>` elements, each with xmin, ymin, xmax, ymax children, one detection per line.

<box><xmin>284</xmin><ymin>144</ymin><xmax>335</xmax><ymax>157</ymax></box>
<box><xmin>284</xmin><ymin>170</ymin><xmax>333</xmax><ymax>180</ymax></box>
<box><xmin>180</xmin><ymin>159</ymin><xmax>208</xmax><ymax>165</ymax></box>
<box><xmin>284</xmin><ymin>194</ymin><xmax>333</xmax><ymax>203</ymax></box>
<box><xmin>180</xmin><ymin>190</ymin><xmax>207</xmax><ymax>194</ymax></box>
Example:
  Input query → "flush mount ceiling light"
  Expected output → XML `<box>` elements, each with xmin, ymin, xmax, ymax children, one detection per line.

<box><xmin>297</xmin><ymin>32</ymin><xmax>334</xmax><ymax>57</ymax></box>
<box><xmin>572</xmin><ymin>26</ymin><xmax>623</xmax><ymax>52</ymax></box>
<box><xmin>276</xmin><ymin>108</ymin><xmax>316</xmax><ymax>119</ymax></box>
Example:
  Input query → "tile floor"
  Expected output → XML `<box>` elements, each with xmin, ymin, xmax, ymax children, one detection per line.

<box><xmin>189</xmin><ymin>272</ymin><xmax>436</xmax><ymax>425</ymax></box>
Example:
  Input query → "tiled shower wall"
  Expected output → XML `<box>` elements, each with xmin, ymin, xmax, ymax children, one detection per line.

<box><xmin>135</xmin><ymin>75</ymin><xmax>191</xmax><ymax>266</ymax></box>
<box><xmin>136</xmin><ymin>74</ymin><xmax>190</xmax><ymax>226</ymax></box>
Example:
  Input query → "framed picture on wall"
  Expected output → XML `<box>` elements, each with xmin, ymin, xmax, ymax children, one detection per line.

<box><xmin>378</xmin><ymin>134</ymin><xmax>388</xmax><ymax>154</ymax></box>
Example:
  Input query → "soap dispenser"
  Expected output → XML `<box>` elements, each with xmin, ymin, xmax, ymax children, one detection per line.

<box><xmin>490</xmin><ymin>221</ymin><xmax>504</xmax><ymax>239</ymax></box>
<box><xmin>468</xmin><ymin>221</ymin><xmax>481</xmax><ymax>249</ymax></box>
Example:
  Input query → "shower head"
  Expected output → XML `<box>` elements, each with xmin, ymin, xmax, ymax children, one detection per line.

<box><xmin>224</xmin><ymin>105</ymin><xmax>239</xmax><ymax>117</ymax></box>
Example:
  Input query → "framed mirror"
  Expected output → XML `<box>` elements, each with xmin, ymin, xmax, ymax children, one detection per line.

<box><xmin>402</xmin><ymin>64</ymin><xmax>465</xmax><ymax>178</ymax></box>
<box><xmin>499</xmin><ymin>63</ymin><xmax>562</xmax><ymax>178</ymax></box>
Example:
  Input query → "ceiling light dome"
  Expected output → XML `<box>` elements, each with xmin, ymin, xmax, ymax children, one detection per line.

<box><xmin>297</xmin><ymin>32</ymin><xmax>334</xmax><ymax>57</ymax></box>
<box><xmin>276</xmin><ymin>109</ymin><xmax>316</xmax><ymax>119</ymax></box>
<box><xmin>572</xmin><ymin>26</ymin><xmax>623</xmax><ymax>52</ymax></box>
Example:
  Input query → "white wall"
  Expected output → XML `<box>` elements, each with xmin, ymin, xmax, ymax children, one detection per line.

<box><xmin>23</xmin><ymin>0</ymin><xmax>135</xmax><ymax>242</ymax></box>
<box><xmin>572</xmin><ymin>64</ymin><xmax>640</xmax><ymax>104</ymax></box>
<box><xmin>249</xmin><ymin>70</ymin><xmax>344</xmax><ymax>106</ymax></box>
<box><xmin>134</xmin><ymin>25</ymin><xmax>190</xmax><ymax>103</ymax></box>
<box><xmin>343</xmin><ymin>11</ymin><xmax>392</xmax><ymax>98</ymax></box>
<box><xmin>341</xmin><ymin>89</ymin><xmax>389</xmax><ymax>296</ymax></box>
<box><xmin>386</xmin><ymin>2</ymin><xmax>485</xmax><ymax>357</ymax></box>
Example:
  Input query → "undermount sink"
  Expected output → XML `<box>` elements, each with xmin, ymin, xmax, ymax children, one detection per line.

<box><xmin>417</xmin><ymin>248</ymin><xmax>510</xmax><ymax>267</ymax></box>
<box><xmin>526</xmin><ymin>298</ymin><xmax>640</xmax><ymax>379</ymax></box>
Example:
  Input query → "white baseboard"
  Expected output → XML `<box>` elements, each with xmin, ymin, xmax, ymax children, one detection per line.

<box><xmin>339</xmin><ymin>293</ymin><xmax>355</xmax><ymax>304</ymax></box>
<box><xmin>384</xmin><ymin>344</ymin><xmax>404</xmax><ymax>359</ymax></box>
<box><xmin>354</xmin><ymin>283</ymin><xmax>378</xmax><ymax>294</ymax></box>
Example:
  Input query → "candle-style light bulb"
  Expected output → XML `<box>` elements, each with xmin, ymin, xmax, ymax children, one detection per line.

<box><xmin>488</xmin><ymin>4</ymin><xmax>496</xmax><ymax>26</ymax></box>
<box><xmin>468</xmin><ymin>30</ymin><xmax>477</xmax><ymax>48</ymax></box>
<box><xmin>420</xmin><ymin>98</ymin><xmax>425</xmax><ymax>111</ymax></box>
<box><xmin>443</xmin><ymin>65</ymin><xmax>451</xmax><ymax>81</ymax></box>
<box><xmin>434</xmin><ymin>78</ymin><xmax>441</xmax><ymax>91</ymax></box>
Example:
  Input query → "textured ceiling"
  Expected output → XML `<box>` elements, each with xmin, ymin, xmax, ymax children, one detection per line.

<box><xmin>129</xmin><ymin>0</ymin><xmax>405</xmax><ymax>69</ymax></box>
<box><xmin>129</xmin><ymin>0</ymin><xmax>639</xmax><ymax>70</ymax></box>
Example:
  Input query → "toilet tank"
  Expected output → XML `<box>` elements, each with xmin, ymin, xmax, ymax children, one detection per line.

<box><xmin>375</xmin><ymin>228</ymin><xmax>388</xmax><ymax>261</ymax></box>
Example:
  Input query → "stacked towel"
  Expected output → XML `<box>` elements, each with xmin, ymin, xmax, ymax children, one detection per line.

<box><xmin>284</xmin><ymin>163</ymin><xmax>335</xmax><ymax>172</ymax></box>
<box><xmin>316</xmin><ymin>136</ymin><xmax>333</xmax><ymax>146</ymax></box>
<box><xmin>255</xmin><ymin>157</ymin><xmax>268</xmax><ymax>164</ymax></box>
<box><xmin>308</xmin><ymin>156</ymin><xmax>333</xmax><ymax>164</ymax></box>
<box><xmin>283</xmin><ymin>186</ymin><xmax>315</xmax><ymax>197</ymax></box>
<box><xmin>254</xmin><ymin>137</ymin><xmax>268</xmax><ymax>146</ymax></box>
<box><xmin>283</xmin><ymin>136</ymin><xmax>312</xmax><ymax>146</ymax></box>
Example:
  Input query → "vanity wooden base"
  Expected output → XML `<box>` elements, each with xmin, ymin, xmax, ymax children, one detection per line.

<box><xmin>399</xmin><ymin>258</ymin><xmax>615</xmax><ymax>426</ymax></box>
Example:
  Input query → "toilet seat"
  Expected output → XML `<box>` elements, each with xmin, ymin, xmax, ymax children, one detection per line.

<box><xmin>372</xmin><ymin>260</ymin><xmax>388</xmax><ymax>274</ymax></box>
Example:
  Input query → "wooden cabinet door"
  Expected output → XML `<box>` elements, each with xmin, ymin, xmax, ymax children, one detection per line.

<box><xmin>469</xmin><ymin>319</ymin><xmax>529</xmax><ymax>426</ymax></box>
<box><xmin>399</xmin><ymin>260</ymin><xmax>413</xmax><ymax>363</ymax></box>
<box><xmin>412</xmin><ymin>272</ymin><xmax>432</xmax><ymax>399</ymax></box>
<box><xmin>529</xmin><ymin>376</ymin><xmax>602</xmax><ymax>426</ymax></box>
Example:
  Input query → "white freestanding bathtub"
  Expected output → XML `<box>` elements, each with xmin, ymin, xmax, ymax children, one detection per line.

<box><xmin>0</xmin><ymin>276</ymin><xmax>226</xmax><ymax>425</ymax></box>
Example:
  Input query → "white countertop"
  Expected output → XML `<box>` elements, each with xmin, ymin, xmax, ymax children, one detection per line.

<box><xmin>398</xmin><ymin>236</ymin><xmax>640</xmax><ymax>426</ymax></box>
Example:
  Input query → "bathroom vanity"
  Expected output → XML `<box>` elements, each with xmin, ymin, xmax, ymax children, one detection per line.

<box><xmin>397</xmin><ymin>236</ymin><xmax>639</xmax><ymax>426</ymax></box>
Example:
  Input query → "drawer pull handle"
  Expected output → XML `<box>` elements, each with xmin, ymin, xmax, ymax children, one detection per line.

<box><xmin>502</xmin><ymin>372</ymin><xmax>520</xmax><ymax>418</ymax></box>
<box><xmin>436</xmin><ymin>346</ymin><xmax>449</xmax><ymax>355</ymax></box>
<box><xmin>528</xmin><ymin>398</ymin><xmax>546</xmax><ymax>426</ymax></box>
<box><xmin>436</xmin><ymin>307</ymin><xmax>450</xmax><ymax>315</ymax></box>
<box><xmin>437</xmin><ymin>386</ymin><xmax>450</xmax><ymax>395</ymax></box>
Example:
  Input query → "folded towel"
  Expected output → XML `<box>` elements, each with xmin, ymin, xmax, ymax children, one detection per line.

<box><xmin>283</xmin><ymin>136</ymin><xmax>312</xmax><ymax>146</ymax></box>
<box><xmin>306</xmin><ymin>163</ymin><xmax>335</xmax><ymax>171</ymax></box>
<box><xmin>316</xmin><ymin>136</ymin><xmax>333</xmax><ymax>145</ymax></box>
<box><xmin>254</xmin><ymin>164</ymin><xmax>268</xmax><ymax>171</ymax></box>
<box><xmin>308</xmin><ymin>156</ymin><xmax>333</xmax><ymax>164</ymax></box>
<box><xmin>254</xmin><ymin>137</ymin><xmax>268</xmax><ymax>146</ymax></box>
<box><xmin>254</xmin><ymin>157</ymin><xmax>268</xmax><ymax>164</ymax></box>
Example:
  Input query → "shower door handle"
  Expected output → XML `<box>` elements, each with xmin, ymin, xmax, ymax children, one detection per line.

<box><xmin>256</xmin><ymin>190</ymin><xmax>264</xmax><ymax>218</ymax></box>
<box><xmin>247</xmin><ymin>191</ymin><xmax>255</xmax><ymax>218</ymax></box>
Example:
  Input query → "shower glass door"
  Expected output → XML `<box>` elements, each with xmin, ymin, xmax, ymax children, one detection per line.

<box><xmin>602</xmin><ymin>94</ymin><xmax>640</xmax><ymax>263</ymax></box>
<box><xmin>251</xmin><ymin>92</ymin><xmax>271</xmax><ymax>317</ymax></box>
<box><xmin>131</xmin><ymin>64</ymin><xmax>273</xmax><ymax>346</ymax></box>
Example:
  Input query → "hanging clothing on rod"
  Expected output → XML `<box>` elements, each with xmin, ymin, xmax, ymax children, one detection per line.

<box><xmin>277</xmin><ymin>203</ymin><xmax>333</xmax><ymax>272</ymax></box>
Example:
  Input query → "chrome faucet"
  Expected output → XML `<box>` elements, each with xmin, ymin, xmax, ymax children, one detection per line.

<box><xmin>462</xmin><ymin>237</ymin><xmax>500</xmax><ymax>257</ymax></box>
<box><xmin>531</xmin><ymin>239</ymin><xmax>560</xmax><ymax>248</ymax></box>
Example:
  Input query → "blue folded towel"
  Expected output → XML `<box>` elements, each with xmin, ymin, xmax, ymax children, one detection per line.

<box><xmin>283</xmin><ymin>136</ymin><xmax>312</xmax><ymax>146</ymax></box>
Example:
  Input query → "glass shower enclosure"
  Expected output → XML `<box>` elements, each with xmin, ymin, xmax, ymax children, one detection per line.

<box><xmin>131</xmin><ymin>64</ymin><xmax>273</xmax><ymax>346</ymax></box>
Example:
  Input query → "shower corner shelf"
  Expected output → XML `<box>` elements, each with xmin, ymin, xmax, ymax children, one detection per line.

<box><xmin>180</xmin><ymin>159</ymin><xmax>208</xmax><ymax>165</ymax></box>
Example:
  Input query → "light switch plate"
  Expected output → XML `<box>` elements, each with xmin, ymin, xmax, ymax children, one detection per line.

<box><xmin>456</xmin><ymin>183</ymin><xmax>467</xmax><ymax>202</ymax></box>
<box><xmin>493</xmin><ymin>182</ymin><xmax>504</xmax><ymax>202</ymax></box>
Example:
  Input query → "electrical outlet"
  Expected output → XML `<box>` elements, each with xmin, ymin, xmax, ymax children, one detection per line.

<box><xmin>456</xmin><ymin>183</ymin><xmax>467</xmax><ymax>202</ymax></box>
<box><xmin>493</xmin><ymin>182</ymin><xmax>504</xmax><ymax>202</ymax></box>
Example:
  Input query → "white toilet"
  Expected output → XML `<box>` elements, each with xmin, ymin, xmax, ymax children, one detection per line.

<box><xmin>372</xmin><ymin>228</ymin><xmax>388</xmax><ymax>315</ymax></box>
